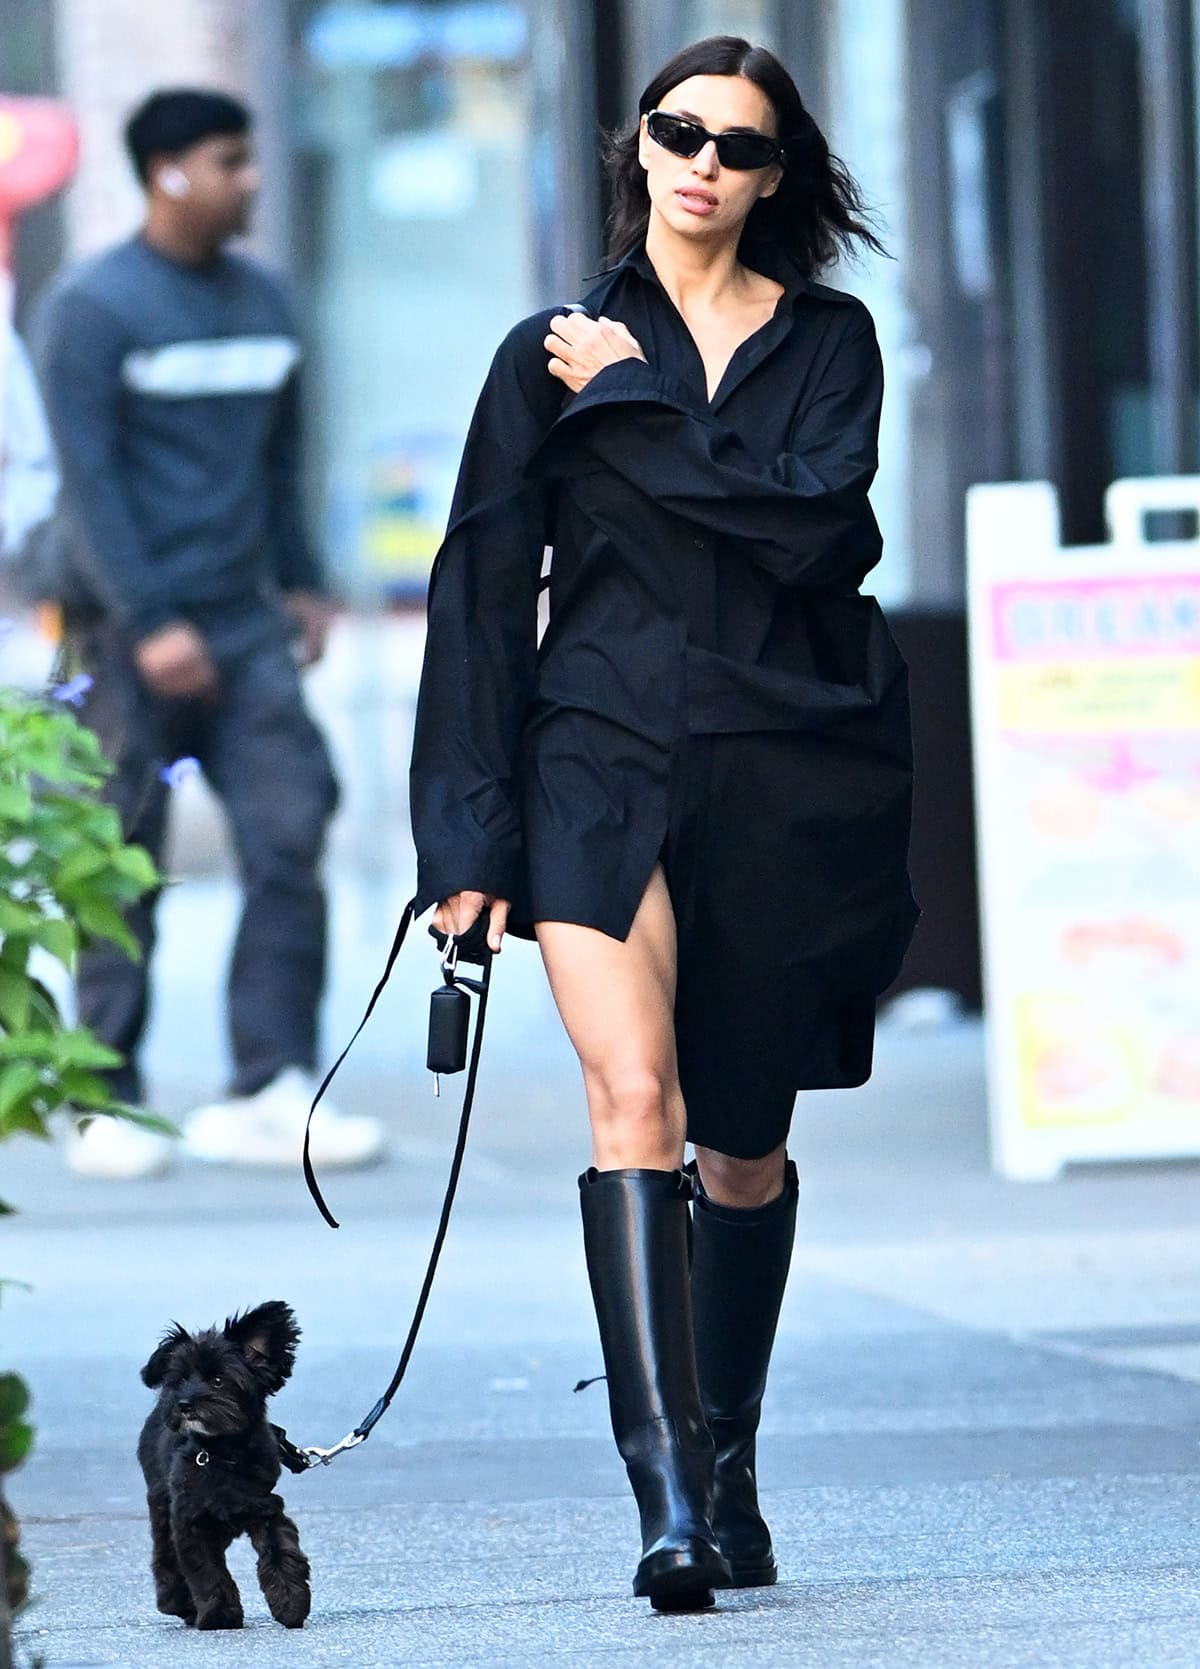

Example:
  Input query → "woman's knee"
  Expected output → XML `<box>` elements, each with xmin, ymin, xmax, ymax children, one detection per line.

<box><xmin>693</xmin><ymin>1142</ymin><xmax>787</xmax><ymax>1208</ymax></box>
<box><xmin>584</xmin><ymin>1063</ymin><xmax>684</xmax><ymax>1142</ymax></box>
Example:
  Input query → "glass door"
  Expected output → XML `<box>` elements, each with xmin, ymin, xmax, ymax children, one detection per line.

<box><xmin>292</xmin><ymin>0</ymin><xmax>536</xmax><ymax>601</ymax></box>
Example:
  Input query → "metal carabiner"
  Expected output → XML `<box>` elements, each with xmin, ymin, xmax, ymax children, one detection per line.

<box><xmin>300</xmin><ymin>1428</ymin><xmax>368</xmax><ymax>1468</ymax></box>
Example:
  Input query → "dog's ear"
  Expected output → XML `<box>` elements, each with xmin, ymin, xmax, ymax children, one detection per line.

<box><xmin>141</xmin><ymin>1322</ymin><xmax>189</xmax><ymax>1388</ymax></box>
<box><xmin>225</xmin><ymin>1301</ymin><xmax>301</xmax><ymax>1391</ymax></box>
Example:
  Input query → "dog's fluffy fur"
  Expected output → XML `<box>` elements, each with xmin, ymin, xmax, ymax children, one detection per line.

<box><xmin>137</xmin><ymin>1300</ymin><xmax>311</xmax><ymax>1630</ymax></box>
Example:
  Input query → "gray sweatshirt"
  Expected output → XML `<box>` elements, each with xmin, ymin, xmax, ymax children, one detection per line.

<box><xmin>33</xmin><ymin>236</ymin><xmax>324</xmax><ymax>641</ymax></box>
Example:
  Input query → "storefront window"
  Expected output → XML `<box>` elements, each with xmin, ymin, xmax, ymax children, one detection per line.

<box><xmin>824</xmin><ymin>0</ymin><xmax>912</xmax><ymax>605</ymax></box>
<box><xmin>686</xmin><ymin>0</ymin><xmax>779</xmax><ymax>47</ymax></box>
<box><xmin>622</xmin><ymin>3</ymin><xmax>912</xmax><ymax>604</ymax></box>
<box><xmin>291</xmin><ymin>0</ymin><xmax>916</xmax><ymax>604</ymax></box>
<box><xmin>293</xmin><ymin>0</ymin><xmax>536</xmax><ymax>601</ymax></box>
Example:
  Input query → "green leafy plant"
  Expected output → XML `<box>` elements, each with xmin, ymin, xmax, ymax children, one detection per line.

<box><xmin>0</xmin><ymin>692</ymin><xmax>165</xmax><ymax>1168</ymax></box>
<box><xmin>0</xmin><ymin>685</ymin><xmax>168</xmax><ymax>1667</ymax></box>
<box><xmin>0</xmin><ymin>1376</ymin><xmax>32</xmax><ymax>1629</ymax></box>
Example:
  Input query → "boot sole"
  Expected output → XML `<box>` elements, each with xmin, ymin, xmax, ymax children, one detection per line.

<box><xmin>728</xmin><ymin>1561</ymin><xmax>777</xmax><ymax>1589</ymax></box>
<box><xmin>635</xmin><ymin>1548</ymin><xmax>733</xmax><ymax>1612</ymax></box>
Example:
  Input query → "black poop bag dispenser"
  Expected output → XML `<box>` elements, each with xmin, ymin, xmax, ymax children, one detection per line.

<box><xmin>427</xmin><ymin>912</ymin><xmax>492</xmax><ymax>1090</ymax></box>
<box><xmin>304</xmin><ymin>898</ymin><xmax>497</xmax><ymax>1230</ymax></box>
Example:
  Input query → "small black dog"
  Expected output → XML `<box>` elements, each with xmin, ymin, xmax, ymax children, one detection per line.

<box><xmin>137</xmin><ymin>1299</ymin><xmax>311</xmax><ymax>1630</ymax></box>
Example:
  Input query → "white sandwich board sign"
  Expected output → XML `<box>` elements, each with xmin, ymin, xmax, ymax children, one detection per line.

<box><xmin>966</xmin><ymin>476</ymin><xmax>1200</xmax><ymax>1180</ymax></box>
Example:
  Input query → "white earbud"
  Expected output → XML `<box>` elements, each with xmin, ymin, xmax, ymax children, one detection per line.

<box><xmin>159</xmin><ymin>165</ymin><xmax>191</xmax><ymax>199</ymax></box>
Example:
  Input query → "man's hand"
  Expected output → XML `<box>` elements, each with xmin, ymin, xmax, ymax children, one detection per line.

<box><xmin>133</xmin><ymin>622</ymin><xmax>219</xmax><ymax>700</ymax></box>
<box><xmin>284</xmin><ymin>590</ymin><xmax>341</xmax><ymax>668</ymax></box>
<box><xmin>544</xmin><ymin>313</ymin><xmax>646</xmax><ymax>395</ymax></box>
<box><xmin>432</xmin><ymin>890</ymin><xmax>510</xmax><ymax>954</ymax></box>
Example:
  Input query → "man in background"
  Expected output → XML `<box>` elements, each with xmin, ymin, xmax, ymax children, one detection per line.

<box><xmin>34</xmin><ymin>88</ymin><xmax>384</xmax><ymax>1179</ymax></box>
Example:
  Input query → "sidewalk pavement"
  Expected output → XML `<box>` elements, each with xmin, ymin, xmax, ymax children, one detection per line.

<box><xmin>5</xmin><ymin>867</ymin><xmax>1200</xmax><ymax>1667</ymax></box>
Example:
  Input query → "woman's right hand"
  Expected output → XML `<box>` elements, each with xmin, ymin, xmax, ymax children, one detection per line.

<box><xmin>433</xmin><ymin>891</ymin><xmax>511</xmax><ymax>954</ymax></box>
<box><xmin>544</xmin><ymin>313</ymin><xmax>646</xmax><ymax>394</ymax></box>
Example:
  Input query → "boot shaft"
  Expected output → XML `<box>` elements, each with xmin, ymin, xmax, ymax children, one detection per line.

<box><xmin>578</xmin><ymin>1166</ymin><xmax>709</xmax><ymax>1450</ymax></box>
<box><xmin>689</xmin><ymin>1160</ymin><xmax>799</xmax><ymax>1426</ymax></box>
<box><xmin>688</xmin><ymin>1160</ymin><xmax>798</xmax><ymax>1587</ymax></box>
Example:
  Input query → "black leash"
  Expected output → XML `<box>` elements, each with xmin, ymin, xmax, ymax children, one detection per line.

<box><xmin>294</xmin><ymin>897</ymin><xmax>493</xmax><ymax>1468</ymax></box>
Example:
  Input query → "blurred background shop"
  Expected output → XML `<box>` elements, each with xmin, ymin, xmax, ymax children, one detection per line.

<box><xmin>3</xmin><ymin>0</ymin><xmax>1200</xmax><ymax>1004</ymax></box>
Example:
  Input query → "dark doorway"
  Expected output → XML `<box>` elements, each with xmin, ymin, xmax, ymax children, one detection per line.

<box><xmin>1002</xmin><ymin>0</ymin><xmax>1197</xmax><ymax>544</ymax></box>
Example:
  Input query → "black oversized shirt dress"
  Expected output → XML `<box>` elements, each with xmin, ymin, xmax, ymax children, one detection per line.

<box><xmin>410</xmin><ymin>240</ymin><xmax>918</xmax><ymax>1158</ymax></box>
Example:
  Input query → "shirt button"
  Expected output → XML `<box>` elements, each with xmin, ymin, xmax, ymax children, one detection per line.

<box><xmin>693</xmin><ymin>536</ymin><xmax>705</xmax><ymax>549</ymax></box>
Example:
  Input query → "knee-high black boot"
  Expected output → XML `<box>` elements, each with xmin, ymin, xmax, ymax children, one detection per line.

<box><xmin>688</xmin><ymin>1158</ymin><xmax>799</xmax><ymax>1588</ymax></box>
<box><xmin>579</xmin><ymin>1167</ymin><xmax>733</xmax><ymax>1611</ymax></box>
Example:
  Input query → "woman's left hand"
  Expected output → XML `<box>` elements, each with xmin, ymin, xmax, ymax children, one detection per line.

<box><xmin>544</xmin><ymin>313</ymin><xmax>646</xmax><ymax>394</ymax></box>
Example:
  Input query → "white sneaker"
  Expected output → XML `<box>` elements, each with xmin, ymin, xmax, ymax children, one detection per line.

<box><xmin>66</xmin><ymin>1116</ymin><xmax>174</xmax><ymax>1180</ymax></box>
<box><xmin>183</xmin><ymin>1067</ymin><xmax>386</xmax><ymax>1170</ymax></box>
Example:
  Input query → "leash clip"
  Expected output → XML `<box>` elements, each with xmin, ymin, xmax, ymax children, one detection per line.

<box><xmin>300</xmin><ymin>1429</ymin><xmax>368</xmax><ymax>1468</ymax></box>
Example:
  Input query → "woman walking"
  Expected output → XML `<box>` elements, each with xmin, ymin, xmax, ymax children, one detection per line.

<box><xmin>410</xmin><ymin>35</ymin><xmax>917</xmax><ymax>1612</ymax></box>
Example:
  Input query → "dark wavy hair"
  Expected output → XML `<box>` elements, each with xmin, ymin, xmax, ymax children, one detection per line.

<box><xmin>603</xmin><ymin>36</ymin><xmax>884</xmax><ymax>276</ymax></box>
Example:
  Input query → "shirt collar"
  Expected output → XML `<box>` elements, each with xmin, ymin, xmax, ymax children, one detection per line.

<box><xmin>615</xmin><ymin>236</ymin><xmax>811</xmax><ymax>309</ymax></box>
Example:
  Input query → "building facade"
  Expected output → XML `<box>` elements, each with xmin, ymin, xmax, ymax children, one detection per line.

<box><xmin>5</xmin><ymin>0</ymin><xmax>1200</xmax><ymax>606</ymax></box>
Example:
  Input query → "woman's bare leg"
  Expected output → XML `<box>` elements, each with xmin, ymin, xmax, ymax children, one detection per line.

<box><xmin>536</xmin><ymin>864</ymin><xmax>685</xmax><ymax>1171</ymax></box>
<box><xmin>692</xmin><ymin>1142</ymin><xmax>788</xmax><ymax>1208</ymax></box>
<box><xmin>545</xmin><ymin>866</ymin><xmax>730</xmax><ymax>1606</ymax></box>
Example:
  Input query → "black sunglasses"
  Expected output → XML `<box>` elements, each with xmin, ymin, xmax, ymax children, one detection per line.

<box><xmin>645</xmin><ymin>109</ymin><xmax>784</xmax><ymax>172</ymax></box>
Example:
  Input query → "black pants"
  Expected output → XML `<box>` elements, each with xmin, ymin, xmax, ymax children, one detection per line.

<box><xmin>72</xmin><ymin>616</ymin><xmax>340</xmax><ymax>1103</ymax></box>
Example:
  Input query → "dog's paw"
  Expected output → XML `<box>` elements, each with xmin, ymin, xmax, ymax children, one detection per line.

<box><xmin>195</xmin><ymin>1602</ymin><xmax>244</xmax><ymax>1631</ymax></box>
<box><xmin>271</xmin><ymin>1586</ymin><xmax>311</xmax><ymax>1629</ymax></box>
<box><xmin>156</xmin><ymin>1593</ymin><xmax>197</xmax><ymax>1626</ymax></box>
<box><xmin>154</xmin><ymin>1578</ymin><xmax>197</xmax><ymax>1623</ymax></box>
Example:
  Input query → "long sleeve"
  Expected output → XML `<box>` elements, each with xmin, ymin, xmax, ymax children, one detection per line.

<box><xmin>409</xmin><ymin>314</ymin><xmax>559</xmax><ymax>911</ymax></box>
<box><xmin>532</xmin><ymin>312</ymin><xmax>883</xmax><ymax>592</ymax></box>
<box><xmin>264</xmin><ymin>364</ymin><xmax>326</xmax><ymax>594</ymax></box>
<box><xmin>33</xmin><ymin>287</ymin><xmax>178</xmax><ymax>638</ymax></box>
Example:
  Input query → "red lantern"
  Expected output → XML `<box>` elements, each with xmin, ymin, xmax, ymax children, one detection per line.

<box><xmin>0</xmin><ymin>97</ymin><xmax>79</xmax><ymax>271</ymax></box>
